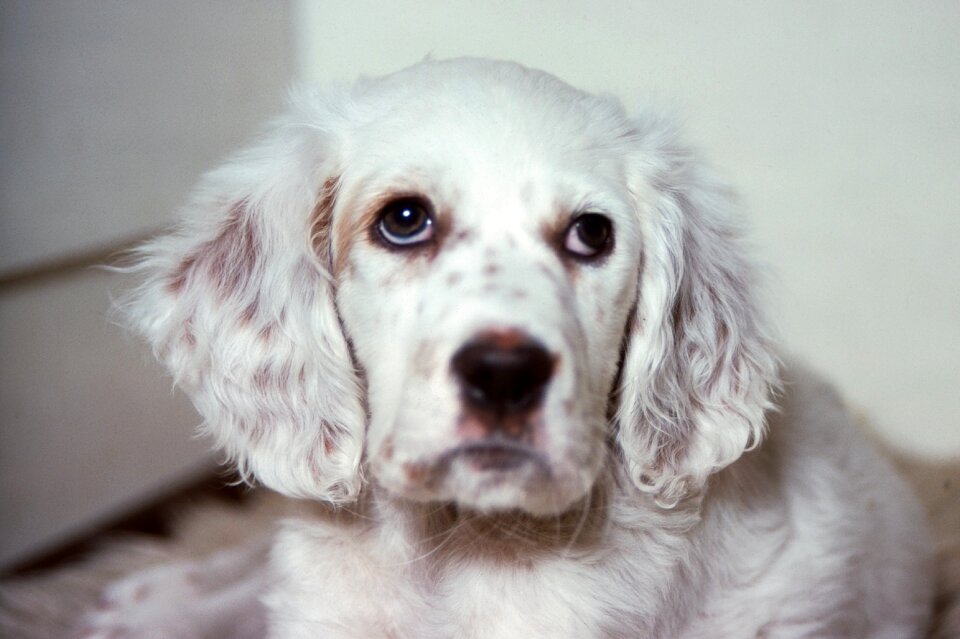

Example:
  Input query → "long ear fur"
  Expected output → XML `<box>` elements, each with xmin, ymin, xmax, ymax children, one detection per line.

<box><xmin>118</xmin><ymin>93</ymin><xmax>366</xmax><ymax>503</ymax></box>
<box><xmin>616</xmin><ymin>113</ymin><xmax>779</xmax><ymax>507</ymax></box>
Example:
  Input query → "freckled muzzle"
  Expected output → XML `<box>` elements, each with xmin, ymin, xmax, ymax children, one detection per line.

<box><xmin>367</xmin><ymin>242</ymin><xmax>603</xmax><ymax>515</ymax></box>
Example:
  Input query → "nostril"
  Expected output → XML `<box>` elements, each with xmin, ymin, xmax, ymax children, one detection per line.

<box><xmin>451</xmin><ymin>336</ymin><xmax>555</xmax><ymax>413</ymax></box>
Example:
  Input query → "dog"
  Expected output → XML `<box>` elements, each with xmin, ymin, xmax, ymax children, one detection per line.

<box><xmin>101</xmin><ymin>58</ymin><xmax>933</xmax><ymax>637</ymax></box>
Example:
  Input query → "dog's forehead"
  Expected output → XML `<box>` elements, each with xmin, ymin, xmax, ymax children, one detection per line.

<box><xmin>343</xmin><ymin>60</ymin><xmax>634</xmax><ymax>180</ymax></box>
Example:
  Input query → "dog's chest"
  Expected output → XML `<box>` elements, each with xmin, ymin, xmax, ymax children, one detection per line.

<box><xmin>433</xmin><ymin>560</ymin><xmax>618</xmax><ymax>638</ymax></box>
<box><xmin>270</xmin><ymin>521</ymin><xmax>663</xmax><ymax>638</ymax></box>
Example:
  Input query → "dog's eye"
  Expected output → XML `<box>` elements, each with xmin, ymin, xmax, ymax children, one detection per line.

<box><xmin>377</xmin><ymin>198</ymin><xmax>435</xmax><ymax>247</ymax></box>
<box><xmin>564</xmin><ymin>213</ymin><xmax>612</xmax><ymax>259</ymax></box>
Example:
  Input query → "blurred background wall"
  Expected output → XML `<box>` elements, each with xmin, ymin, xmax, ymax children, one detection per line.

<box><xmin>2</xmin><ymin>0</ymin><xmax>958</xmax><ymax>568</ymax></box>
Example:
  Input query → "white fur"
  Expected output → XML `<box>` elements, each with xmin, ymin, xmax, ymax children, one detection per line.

<box><xmin>116</xmin><ymin>58</ymin><xmax>932</xmax><ymax>637</ymax></box>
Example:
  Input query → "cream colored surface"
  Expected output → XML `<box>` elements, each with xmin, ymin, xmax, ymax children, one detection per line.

<box><xmin>0</xmin><ymin>270</ymin><xmax>211</xmax><ymax>567</ymax></box>
<box><xmin>297</xmin><ymin>0</ymin><xmax>960</xmax><ymax>457</ymax></box>
<box><xmin>0</xmin><ymin>1</ymin><xmax>292</xmax><ymax>274</ymax></box>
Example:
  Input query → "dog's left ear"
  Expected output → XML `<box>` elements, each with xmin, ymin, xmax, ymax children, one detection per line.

<box><xmin>615</xmin><ymin>114</ymin><xmax>779</xmax><ymax>507</ymax></box>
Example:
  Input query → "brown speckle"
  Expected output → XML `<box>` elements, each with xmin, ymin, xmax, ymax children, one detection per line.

<box><xmin>323</xmin><ymin>434</ymin><xmax>337</xmax><ymax>455</ymax></box>
<box><xmin>448</xmin><ymin>229</ymin><xmax>473</xmax><ymax>246</ymax></box>
<box><xmin>404</xmin><ymin>462</ymin><xmax>430</xmax><ymax>484</ymax></box>
<box><xmin>381</xmin><ymin>436</ymin><xmax>395</xmax><ymax>461</ymax></box>
<box><xmin>258</xmin><ymin>322</ymin><xmax>277</xmax><ymax>343</ymax></box>
<box><xmin>240</xmin><ymin>299</ymin><xmax>259</xmax><ymax>324</ymax></box>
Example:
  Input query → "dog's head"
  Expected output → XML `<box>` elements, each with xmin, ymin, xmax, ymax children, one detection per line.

<box><xmin>124</xmin><ymin>59</ymin><xmax>777</xmax><ymax>515</ymax></box>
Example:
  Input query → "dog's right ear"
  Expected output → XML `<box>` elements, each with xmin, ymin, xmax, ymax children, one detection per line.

<box><xmin>118</xmin><ymin>96</ymin><xmax>366</xmax><ymax>503</ymax></box>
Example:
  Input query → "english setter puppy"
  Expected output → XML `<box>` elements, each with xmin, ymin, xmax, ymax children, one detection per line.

<box><xmin>108</xmin><ymin>58</ymin><xmax>933</xmax><ymax>637</ymax></box>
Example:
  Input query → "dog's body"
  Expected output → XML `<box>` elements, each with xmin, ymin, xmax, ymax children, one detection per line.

<box><xmin>267</xmin><ymin>365</ymin><xmax>930</xmax><ymax>638</ymax></box>
<box><xmin>103</xmin><ymin>59</ymin><xmax>931</xmax><ymax>637</ymax></box>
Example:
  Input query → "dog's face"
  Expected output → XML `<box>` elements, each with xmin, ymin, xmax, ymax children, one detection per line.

<box><xmin>124</xmin><ymin>59</ymin><xmax>777</xmax><ymax>515</ymax></box>
<box><xmin>329</xmin><ymin>71</ymin><xmax>642</xmax><ymax>513</ymax></box>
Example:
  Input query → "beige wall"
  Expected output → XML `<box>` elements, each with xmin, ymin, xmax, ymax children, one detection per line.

<box><xmin>0</xmin><ymin>1</ymin><xmax>293</xmax><ymax>567</ymax></box>
<box><xmin>296</xmin><ymin>0</ymin><xmax>960</xmax><ymax>457</ymax></box>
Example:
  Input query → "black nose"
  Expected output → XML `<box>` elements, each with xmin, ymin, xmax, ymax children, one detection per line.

<box><xmin>451</xmin><ymin>333</ymin><xmax>555</xmax><ymax>415</ymax></box>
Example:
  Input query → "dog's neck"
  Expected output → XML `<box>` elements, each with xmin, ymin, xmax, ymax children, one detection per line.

<box><xmin>352</xmin><ymin>463</ymin><xmax>703</xmax><ymax>570</ymax></box>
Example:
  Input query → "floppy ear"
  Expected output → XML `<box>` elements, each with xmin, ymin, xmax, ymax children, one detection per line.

<box><xmin>119</xmin><ymin>98</ymin><xmax>366</xmax><ymax>503</ymax></box>
<box><xmin>615</xmin><ymin>114</ymin><xmax>779</xmax><ymax>507</ymax></box>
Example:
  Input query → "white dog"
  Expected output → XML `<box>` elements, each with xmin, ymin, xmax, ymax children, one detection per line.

<box><xmin>106</xmin><ymin>58</ymin><xmax>932</xmax><ymax>637</ymax></box>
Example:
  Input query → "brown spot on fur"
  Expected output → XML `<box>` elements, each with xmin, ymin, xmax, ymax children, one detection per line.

<box><xmin>404</xmin><ymin>461</ymin><xmax>430</xmax><ymax>485</ymax></box>
<box><xmin>510</xmin><ymin>288</ymin><xmax>527</xmax><ymax>300</ymax></box>
<box><xmin>252</xmin><ymin>362</ymin><xmax>292</xmax><ymax>393</ymax></box>
<box><xmin>169</xmin><ymin>202</ymin><xmax>261</xmax><ymax>300</ymax></box>
<box><xmin>381</xmin><ymin>436</ymin><xmax>395</xmax><ymax>461</ymax></box>
<box><xmin>447</xmin><ymin>228</ymin><xmax>473</xmax><ymax>248</ymax></box>
<box><xmin>209</xmin><ymin>204</ymin><xmax>260</xmax><ymax>296</ymax></box>
<box><xmin>258</xmin><ymin>322</ymin><xmax>277</xmax><ymax>343</ymax></box>
<box><xmin>446</xmin><ymin>271</ymin><xmax>462</xmax><ymax>286</ymax></box>
<box><xmin>240</xmin><ymin>299</ymin><xmax>259</xmax><ymax>324</ymax></box>
<box><xmin>167</xmin><ymin>253</ymin><xmax>197</xmax><ymax>294</ymax></box>
<box><xmin>484</xmin><ymin>263</ymin><xmax>499</xmax><ymax>276</ymax></box>
<box><xmin>474</xmin><ymin>328</ymin><xmax>530</xmax><ymax>349</ymax></box>
<box><xmin>181</xmin><ymin>317</ymin><xmax>197</xmax><ymax>349</ymax></box>
<box><xmin>323</xmin><ymin>434</ymin><xmax>337</xmax><ymax>455</ymax></box>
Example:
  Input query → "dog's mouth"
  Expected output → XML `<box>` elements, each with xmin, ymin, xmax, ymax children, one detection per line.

<box><xmin>440</xmin><ymin>439</ymin><xmax>550</xmax><ymax>475</ymax></box>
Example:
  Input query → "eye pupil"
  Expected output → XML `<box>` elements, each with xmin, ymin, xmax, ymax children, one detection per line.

<box><xmin>575</xmin><ymin>215</ymin><xmax>609</xmax><ymax>249</ymax></box>
<box><xmin>377</xmin><ymin>198</ymin><xmax>434</xmax><ymax>246</ymax></box>
<box><xmin>563</xmin><ymin>212</ymin><xmax>612</xmax><ymax>259</ymax></box>
<box><xmin>384</xmin><ymin>202</ymin><xmax>425</xmax><ymax>235</ymax></box>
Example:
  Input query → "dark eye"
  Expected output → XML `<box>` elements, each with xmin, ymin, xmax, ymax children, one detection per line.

<box><xmin>563</xmin><ymin>213</ymin><xmax>612</xmax><ymax>259</ymax></box>
<box><xmin>376</xmin><ymin>198</ymin><xmax>435</xmax><ymax>247</ymax></box>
